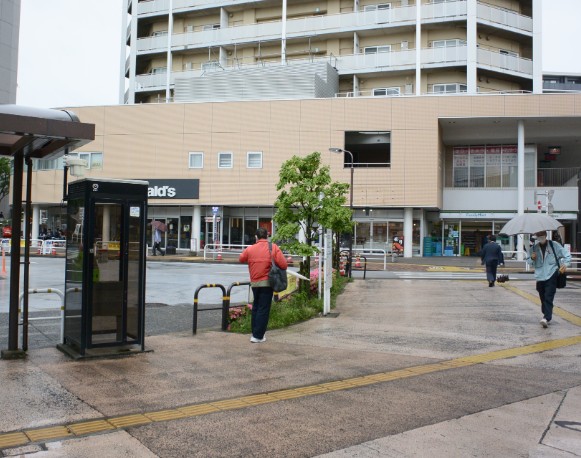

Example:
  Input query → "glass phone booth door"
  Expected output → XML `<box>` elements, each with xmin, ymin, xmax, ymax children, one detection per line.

<box><xmin>61</xmin><ymin>178</ymin><xmax>147</xmax><ymax>358</ymax></box>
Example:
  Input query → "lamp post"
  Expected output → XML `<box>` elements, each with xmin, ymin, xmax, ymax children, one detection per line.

<box><xmin>329</xmin><ymin>147</ymin><xmax>354</xmax><ymax>277</ymax></box>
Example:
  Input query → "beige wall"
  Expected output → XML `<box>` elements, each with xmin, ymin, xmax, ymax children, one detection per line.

<box><xmin>26</xmin><ymin>94</ymin><xmax>581</xmax><ymax>211</ymax></box>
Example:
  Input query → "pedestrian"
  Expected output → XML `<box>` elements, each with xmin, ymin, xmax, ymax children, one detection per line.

<box><xmin>153</xmin><ymin>228</ymin><xmax>164</xmax><ymax>256</ymax></box>
<box><xmin>480</xmin><ymin>234</ymin><xmax>504</xmax><ymax>287</ymax></box>
<box><xmin>239</xmin><ymin>227</ymin><xmax>288</xmax><ymax>343</ymax></box>
<box><xmin>528</xmin><ymin>231</ymin><xmax>571</xmax><ymax>328</ymax></box>
<box><xmin>0</xmin><ymin>211</ymin><xmax>4</xmax><ymax>219</ymax></box>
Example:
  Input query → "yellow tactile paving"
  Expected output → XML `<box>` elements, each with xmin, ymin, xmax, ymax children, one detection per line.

<box><xmin>2</xmin><ymin>334</ymin><xmax>581</xmax><ymax>451</ymax></box>
<box><xmin>107</xmin><ymin>414</ymin><xmax>152</xmax><ymax>428</ymax></box>
<box><xmin>0</xmin><ymin>432</ymin><xmax>28</xmax><ymax>448</ymax></box>
<box><xmin>177</xmin><ymin>404</ymin><xmax>220</xmax><ymax>417</ymax></box>
<box><xmin>25</xmin><ymin>426</ymin><xmax>72</xmax><ymax>442</ymax></box>
<box><xmin>144</xmin><ymin>409</ymin><xmax>187</xmax><ymax>422</ymax></box>
<box><xmin>68</xmin><ymin>420</ymin><xmax>115</xmax><ymax>435</ymax></box>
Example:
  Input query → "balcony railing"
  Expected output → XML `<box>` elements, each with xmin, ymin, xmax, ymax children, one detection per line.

<box><xmin>422</xmin><ymin>0</ymin><xmax>467</xmax><ymax>21</ymax></box>
<box><xmin>477</xmin><ymin>48</ymin><xmax>533</xmax><ymax>76</ymax></box>
<box><xmin>537</xmin><ymin>168</ymin><xmax>581</xmax><ymax>187</ymax></box>
<box><xmin>477</xmin><ymin>2</ymin><xmax>532</xmax><ymax>33</ymax></box>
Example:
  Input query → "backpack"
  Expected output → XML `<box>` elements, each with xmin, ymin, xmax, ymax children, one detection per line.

<box><xmin>268</xmin><ymin>242</ymin><xmax>288</xmax><ymax>292</ymax></box>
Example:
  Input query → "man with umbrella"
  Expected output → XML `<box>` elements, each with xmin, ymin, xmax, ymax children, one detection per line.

<box><xmin>151</xmin><ymin>220</ymin><xmax>166</xmax><ymax>256</ymax></box>
<box><xmin>529</xmin><ymin>230</ymin><xmax>570</xmax><ymax>328</ymax></box>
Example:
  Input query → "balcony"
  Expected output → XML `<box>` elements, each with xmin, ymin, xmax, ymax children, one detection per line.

<box><xmin>421</xmin><ymin>45</ymin><xmax>467</xmax><ymax>68</ymax></box>
<box><xmin>335</xmin><ymin>50</ymin><xmax>416</xmax><ymax>74</ymax></box>
<box><xmin>422</xmin><ymin>0</ymin><xmax>467</xmax><ymax>22</ymax></box>
<box><xmin>537</xmin><ymin>168</ymin><xmax>581</xmax><ymax>187</ymax></box>
<box><xmin>477</xmin><ymin>2</ymin><xmax>532</xmax><ymax>35</ymax></box>
<box><xmin>477</xmin><ymin>48</ymin><xmax>533</xmax><ymax>77</ymax></box>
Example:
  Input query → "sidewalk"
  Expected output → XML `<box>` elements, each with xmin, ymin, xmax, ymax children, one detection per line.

<box><xmin>0</xmin><ymin>276</ymin><xmax>580</xmax><ymax>456</ymax></box>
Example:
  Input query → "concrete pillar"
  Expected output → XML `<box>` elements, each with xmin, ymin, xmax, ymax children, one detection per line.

<box><xmin>404</xmin><ymin>207</ymin><xmax>413</xmax><ymax>258</ymax></box>
<box><xmin>31</xmin><ymin>205</ymin><xmax>40</xmax><ymax>241</ymax></box>
<box><xmin>517</xmin><ymin>120</ymin><xmax>525</xmax><ymax>261</ymax></box>
<box><xmin>193</xmin><ymin>205</ymin><xmax>201</xmax><ymax>253</ymax></box>
<box><xmin>466</xmin><ymin>0</ymin><xmax>477</xmax><ymax>94</ymax></box>
<box><xmin>415</xmin><ymin>2</ymin><xmax>421</xmax><ymax>95</ymax></box>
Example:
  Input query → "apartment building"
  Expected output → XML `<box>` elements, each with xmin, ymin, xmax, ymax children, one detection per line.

<box><xmin>122</xmin><ymin>0</ymin><xmax>542</xmax><ymax>104</ymax></box>
<box><xmin>0</xmin><ymin>0</ymin><xmax>20</xmax><ymax>104</ymax></box>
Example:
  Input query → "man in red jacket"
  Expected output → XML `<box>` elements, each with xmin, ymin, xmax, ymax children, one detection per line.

<box><xmin>239</xmin><ymin>227</ymin><xmax>288</xmax><ymax>343</ymax></box>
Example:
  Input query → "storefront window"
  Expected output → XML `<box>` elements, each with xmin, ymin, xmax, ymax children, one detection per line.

<box><xmin>166</xmin><ymin>218</ymin><xmax>179</xmax><ymax>248</ymax></box>
<box><xmin>244</xmin><ymin>219</ymin><xmax>257</xmax><ymax>245</ymax></box>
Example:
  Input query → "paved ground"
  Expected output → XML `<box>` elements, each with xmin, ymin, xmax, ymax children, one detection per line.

<box><xmin>0</xmin><ymin>256</ymin><xmax>580</xmax><ymax>457</ymax></box>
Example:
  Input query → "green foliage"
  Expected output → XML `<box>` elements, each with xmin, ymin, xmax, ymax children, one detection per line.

<box><xmin>0</xmin><ymin>158</ymin><xmax>9</xmax><ymax>205</ymax></box>
<box><xmin>228</xmin><ymin>274</ymin><xmax>350</xmax><ymax>334</ymax></box>
<box><xmin>273</xmin><ymin>152</ymin><xmax>352</xmax><ymax>288</ymax></box>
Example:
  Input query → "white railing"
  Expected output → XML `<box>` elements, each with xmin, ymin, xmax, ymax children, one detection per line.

<box><xmin>336</xmin><ymin>49</ymin><xmax>416</xmax><ymax>73</ymax></box>
<box><xmin>477</xmin><ymin>2</ymin><xmax>532</xmax><ymax>33</ymax></box>
<box><xmin>421</xmin><ymin>45</ymin><xmax>467</xmax><ymax>67</ymax></box>
<box><xmin>422</xmin><ymin>0</ymin><xmax>467</xmax><ymax>21</ymax></box>
<box><xmin>477</xmin><ymin>48</ymin><xmax>533</xmax><ymax>76</ymax></box>
<box><xmin>19</xmin><ymin>288</ymin><xmax>67</xmax><ymax>345</ymax></box>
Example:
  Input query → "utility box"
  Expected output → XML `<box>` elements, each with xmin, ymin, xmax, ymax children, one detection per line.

<box><xmin>58</xmin><ymin>179</ymin><xmax>149</xmax><ymax>359</ymax></box>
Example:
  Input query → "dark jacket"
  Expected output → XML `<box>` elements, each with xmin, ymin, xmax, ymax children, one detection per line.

<box><xmin>480</xmin><ymin>241</ymin><xmax>504</xmax><ymax>265</ymax></box>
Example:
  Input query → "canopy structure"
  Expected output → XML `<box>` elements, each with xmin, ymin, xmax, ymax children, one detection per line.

<box><xmin>0</xmin><ymin>105</ymin><xmax>95</xmax><ymax>359</ymax></box>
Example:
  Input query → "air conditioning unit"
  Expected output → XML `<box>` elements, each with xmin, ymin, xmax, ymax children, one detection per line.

<box><xmin>184</xmin><ymin>25</ymin><xmax>194</xmax><ymax>33</ymax></box>
<box><xmin>401</xmin><ymin>41</ymin><xmax>408</xmax><ymax>50</ymax></box>
<box><xmin>183</xmin><ymin>62</ymin><xmax>194</xmax><ymax>70</ymax></box>
<box><xmin>404</xmin><ymin>84</ymin><xmax>413</xmax><ymax>94</ymax></box>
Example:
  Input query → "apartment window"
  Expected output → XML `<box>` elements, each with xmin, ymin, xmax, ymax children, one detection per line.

<box><xmin>201</xmin><ymin>61</ymin><xmax>221</xmax><ymax>71</ymax></box>
<box><xmin>247</xmin><ymin>152</ymin><xmax>263</xmax><ymax>169</ymax></box>
<box><xmin>363</xmin><ymin>3</ymin><xmax>391</xmax><ymax>11</ymax></box>
<box><xmin>433</xmin><ymin>83</ymin><xmax>467</xmax><ymax>94</ymax></box>
<box><xmin>152</xmin><ymin>30</ymin><xmax>168</xmax><ymax>37</ymax></box>
<box><xmin>189</xmin><ymin>152</ymin><xmax>204</xmax><ymax>169</ymax></box>
<box><xmin>151</xmin><ymin>67</ymin><xmax>167</xmax><ymax>74</ymax></box>
<box><xmin>372</xmin><ymin>87</ymin><xmax>400</xmax><ymax>97</ymax></box>
<box><xmin>364</xmin><ymin>45</ymin><xmax>391</xmax><ymax>54</ymax></box>
<box><xmin>203</xmin><ymin>24</ymin><xmax>220</xmax><ymax>31</ymax></box>
<box><xmin>218</xmin><ymin>152</ymin><xmax>233</xmax><ymax>168</ymax></box>
<box><xmin>432</xmin><ymin>39</ymin><xmax>467</xmax><ymax>48</ymax></box>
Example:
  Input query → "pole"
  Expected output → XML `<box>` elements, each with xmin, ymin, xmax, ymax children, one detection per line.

<box><xmin>346</xmin><ymin>150</ymin><xmax>354</xmax><ymax>278</ymax></box>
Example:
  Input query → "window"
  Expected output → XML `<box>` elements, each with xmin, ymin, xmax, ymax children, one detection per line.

<box><xmin>70</xmin><ymin>152</ymin><xmax>103</xmax><ymax>170</ymax></box>
<box><xmin>247</xmin><ymin>152</ymin><xmax>263</xmax><ymax>168</ymax></box>
<box><xmin>433</xmin><ymin>83</ymin><xmax>467</xmax><ymax>94</ymax></box>
<box><xmin>372</xmin><ymin>87</ymin><xmax>400</xmax><ymax>96</ymax></box>
<box><xmin>363</xmin><ymin>3</ymin><xmax>391</xmax><ymax>11</ymax></box>
<box><xmin>201</xmin><ymin>61</ymin><xmax>221</xmax><ymax>71</ymax></box>
<box><xmin>432</xmin><ymin>39</ymin><xmax>467</xmax><ymax>48</ymax></box>
<box><xmin>152</xmin><ymin>30</ymin><xmax>168</xmax><ymax>37</ymax></box>
<box><xmin>218</xmin><ymin>152</ymin><xmax>233</xmax><ymax>168</ymax></box>
<box><xmin>183</xmin><ymin>62</ymin><xmax>194</xmax><ymax>71</ymax></box>
<box><xmin>151</xmin><ymin>67</ymin><xmax>167</xmax><ymax>74</ymax></box>
<box><xmin>189</xmin><ymin>152</ymin><xmax>204</xmax><ymax>168</ymax></box>
<box><xmin>364</xmin><ymin>45</ymin><xmax>391</xmax><ymax>54</ymax></box>
<box><xmin>203</xmin><ymin>24</ymin><xmax>220</xmax><ymax>30</ymax></box>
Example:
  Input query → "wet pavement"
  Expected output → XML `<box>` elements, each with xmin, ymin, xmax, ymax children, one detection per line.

<box><xmin>0</xmin><ymin>256</ymin><xmax>580</xmax><ymax>457</ymax></box>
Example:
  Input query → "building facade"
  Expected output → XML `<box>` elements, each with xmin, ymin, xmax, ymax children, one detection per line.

<box><xmin>0</xmin><ymin>0</ymin><xmax>20</xmax><ymax>104</ymax></box>
<box><xmin>26</xmin><ymin>93</ymin><xmax>581</xmax><ymax>257</ymax></box>
<box><xmin>122</xmin><ymin>0</ymin><xmax>542</xmax><ymax>104</ymax></box>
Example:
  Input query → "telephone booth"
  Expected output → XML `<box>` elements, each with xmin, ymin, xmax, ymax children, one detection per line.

<box><xmin>58</xmin><ymin>179</ymin><xmax>148</xmax><ymax>359</ymax></box>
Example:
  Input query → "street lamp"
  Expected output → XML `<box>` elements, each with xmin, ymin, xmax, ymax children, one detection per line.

<box><xmin>329</xmin><ymin>147</ymin><xmax>354</xmax><ymax>277</ymax></box>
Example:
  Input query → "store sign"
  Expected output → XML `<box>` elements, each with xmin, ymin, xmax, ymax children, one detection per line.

<box><xmin>146</xmin><ymin>179</ymin><xmax>199</xmax><ymax>199</ymax></box>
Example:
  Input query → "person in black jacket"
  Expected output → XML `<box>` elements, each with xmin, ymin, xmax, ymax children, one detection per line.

<box><xmin>480</xmin><ymin>235</ymin><xmax>504</xmax><ymax>287</ymax></box>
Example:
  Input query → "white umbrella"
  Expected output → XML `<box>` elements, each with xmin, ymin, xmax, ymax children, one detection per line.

<box><xmin>499</xmin><ymin>213</ymin><xmax>563</xmax><ymax>236</ymax></box>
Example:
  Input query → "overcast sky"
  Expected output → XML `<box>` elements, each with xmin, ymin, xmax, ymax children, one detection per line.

<box><xmin>16</xmin><ymin>0</ymin><xmax>581</xmax><ymax>109</ymax></box>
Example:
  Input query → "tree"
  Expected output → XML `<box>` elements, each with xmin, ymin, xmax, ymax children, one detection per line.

<box><xmin>273</xmin><ymin>152</ymin><xmax>352</xmax><ymax>291</ymax></box>
<box><xmin>0</xmin><ymin>158</ymin><xmax>9</xmax><ymax>206</ymax></box>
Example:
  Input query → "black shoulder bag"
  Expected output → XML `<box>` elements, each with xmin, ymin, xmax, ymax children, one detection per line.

<box><xmin>549</xmin><ymin>240</ymin><xmax>566</xmax><ymax>289</ymax></box>
<box><xmin>268</xmin><ymin>242</ymin><xmax>288</xmax><ymax>292</ymax></box>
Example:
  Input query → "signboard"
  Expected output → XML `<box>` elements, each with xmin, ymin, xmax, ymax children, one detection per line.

<box><xmin>146</xmin><ymin>179</ymin><xmax>200</xmax><ymax>199</ymax></box>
